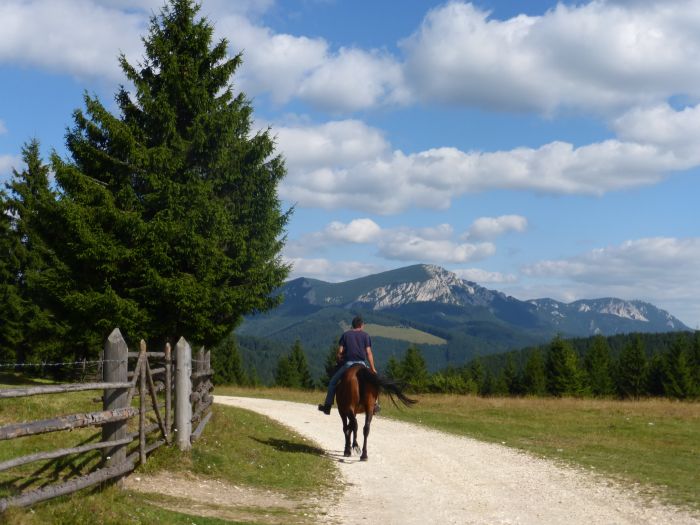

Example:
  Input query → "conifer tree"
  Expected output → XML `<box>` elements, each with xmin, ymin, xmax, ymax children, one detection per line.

<box><xmin>584</xmin><ymin>335</ymin><xmax>614</xmax><ymax>397</ymax></box>
<box><xmin>401</xmin><ymin>346</ymin><xmax>429</xmax><ymax>392</ymax></box>
<box><xmin>546</xmin><ymin>337</ymin><xmax>583</xmax><ymax>397</ymax></box>
<box><xmin>615</xmin><ymin>335</ymin><xmax>648</xmax><ymax>399</ymax></box>
<box><xmin>385</xmin><ymin>355</ymin><xmax>402</xmax><ymax>381</ymax></box>
<box><xmin>663</xmin><ymin>334</ymin><xmax>693</xmax><ymax>399</ymax></box>
<box><xmin>646</xmin><ymin>353</ymin><xmax>666</xmax><ymax>397</ymax></box>
<box><xmin>468</xmin><ymin>357</ymin><xmax>486</xmax><ymax>394</ymax></box>
<box><xmin>321</xmin><ymin>342</ymin><xmax>340</xmax><ymax>388</ymax></box>
<box><xmin>522</xmin><ymin>348</ymin><xmax>547</xmax><ymax>396</ymax></box>
<box><xmin>30</xmin><ymin>0</ymin><xmax>289</xmax><ymax>357</ymax></box>
<box><xmin>288</xmin><ymin>340</ymin><xmax>314</xmax><ymax>390</ymax></box>
<box><xmin>212</xmin><ymin>334</ymin><xmax>247</xmax><ymax>385</ymax></box>
<box><xmin>3</xmin><ymin>141</ymin><xmax>68</xmax><ymax>363</ymax></box>
<box><xmin>0</xmin><ymin>193</ymin><xmax>23</xmax><ymax>361</ymax></box>
<box><xmin>690</xmin><ymin>331</ymin><xmax>700</xmax><ymax>397</ymax></box>
<box><xmin>502</xmin><ymin>353</ymin><xmax>521</xmax><ymax>395</ymax></box>
<box><xmin>274</xmin><ymin>354</ymin><xmax>299</xmax><ymax>388</ymax></box>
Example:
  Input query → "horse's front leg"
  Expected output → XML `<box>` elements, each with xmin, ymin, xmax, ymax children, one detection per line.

<box><xmin>360</xmin><ymin>410</ymin><xmax>373</xmax><ymax>461</ymax></box>
<box><xmin>341</xmin><ymin>414</ymin><xmax>352</xmax><ymax>457</ymax></box>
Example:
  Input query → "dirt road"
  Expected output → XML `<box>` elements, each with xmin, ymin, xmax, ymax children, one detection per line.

<box><xmin>214</xmin><ymin>395</ymin><xmax>698</xmax><ymax>525</ymax></box>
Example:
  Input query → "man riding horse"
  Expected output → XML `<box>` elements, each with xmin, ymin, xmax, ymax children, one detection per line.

<box><xmin>318</xmin><ymin>315</ymin><xmax>377</xmax><ymax>415</ymax></box>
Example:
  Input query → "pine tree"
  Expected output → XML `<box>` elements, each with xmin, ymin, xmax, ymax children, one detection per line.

<box><xmin>289</xmin><ymin>340</ymin><xmax>314</xmax><ymax>390</ymax></box>
<box><xmin>522</xmin><ymin>348</ymin><xmax>547</xmax><ymax>396</ymax></box>
<box><xmin>615</xmin><ymin>335</ymin><xmax>648</xmax><ymax>399</ymax></box>
<box><xmin>646</xmin><ymin>353</ymin><xmax>666</xmax><ymax>397</ymax></box>
<box><xmin>212</xmin><ymin>334</ymin><xmax>247</xmax><ymax>385</ymax></box>
<box><xmin>690</xmin><ymin>331</ymin><xmax>700</xmax><ymax>397</ymax></box>
<box><xmin>546</xmin><ymin>337</ymin><xmax>583</xmax><ymax>397</ymax></box>
<box><xmin>663</xmin><ymin>334</ymin><xmax>693</xmax><ymax>399</ymax></box>
<box><xmin>385</xmin><ymin>355</ymin><xmax>402</xmax><ymax>381</ymax></box>
<box><xmin>274</xmin><ymin>354</ymin><xmax>299</xmax><ymax>388</ymax></box>
<box><xmin>0</xmin><ymin>191</ymin><xmax>23</xmax><ymax>361</ymax></box>
<box><xmin>29</xmin><ymin>0</ymin><xmax>289</xmax><ymax>358</ymax></box>
<box><xmin>401</xmin><ymin>346</ymin><xmax>429</xmax><ymax>392</ymax></box>
<box><xmin>321</xmin><ymin>341</ymin><xmax>340</xmax><ymax>388</ymax></box>
<box><xmin>467</xmin><ymin>357</ymin><xmax>486</xmax><ymax>394</ymax></box>
<box><xmin>502</xmin><ymin>353</ymin><xmax>521</xmax><ymax>396</ymax></box>
<box><xmin>585</xmin><ymin>335</ymin><xmax>614</xmax><ymax>397</ymax></box>
<box><xmin>3</xmin><ymin>141</ymin><xmax>68</xmax><ymax>364</ymax></box>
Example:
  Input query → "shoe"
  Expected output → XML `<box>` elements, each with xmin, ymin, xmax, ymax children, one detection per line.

<box><xmin>318</xmin><ymin>404</ymin><xmax>331</xmax><ymax>415</ymax></box>
<box><xmin>373</xmin><ymin>401</ymin><xmax>381</xmax><ymax>415</ymax></box>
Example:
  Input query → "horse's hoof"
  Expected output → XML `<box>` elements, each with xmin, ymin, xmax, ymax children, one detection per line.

<box><xmin>360</xmin><ymin>455</ymin><xmax>368</xmax><ymax>461</ymax></box>
<box><xmin>344</xmin><ymin>451</ymin><xmax>351</xmax><ymax>457</ymax></box>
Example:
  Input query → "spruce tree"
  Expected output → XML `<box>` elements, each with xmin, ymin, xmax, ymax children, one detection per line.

<box><xmin>663</xmin><ymin>334</ymin><xmax>693</xmax><ymax>399</ymax></box>
<box><xmin>545</xmin><ymin>337</ymin><xmax>583</xmax><ymax>397</ymax></box>
<box><xmin>646</xmin><ymin>353</ymin><xmax>666</xmax><ymax>397</ymax></box>
<box><xmin>585</xmin><ymin>335</ymin><xmax>614</xmax><ymax>397</ymax></box>
<box><xmin>0</xmin><ymin>192</ymin><xmax>23</xmax><ymax>361</ymax></box>
<box><xmin>289</xmin><ymin>340</ymin><xmax>314</xmax><ymax>390</ymax></box>
<box><xmin>321</xmin><ymin>342</ymin><xmax>340</xmax><ymax>388</ymax></box>
<box><xmin>212</xmin><ymin>333</ymin><xmax>247</xmax><ymax>385</ymax></box>
<box><xmin>3</xmin><ymin>141</ymin><xmax>68</xmax><ymax>364</ymax></box>
<box><xmin>502</xmin><ymin>353</ymin><xmax>521</xmax><ymax>396</ymax></box>
<box><xmin>468</xmin><ymin>357</ymin><xmax>486</xmax><ymax>394</ymax></box>
<box><xmin>690</xmin><ymin>331</ymin><xmax>700</xmax><ymax>397</ymax></box>
<box><xmin>274</xmin><ymin>354</ymin><xmax>298</xmax><ymax>388</ymax></box>
<box><xmin>615</xmin><ymin>335</ymin><xmax>648</xmax><ymax>399</ymax></box>
<box><xmin>522</xmin><ymin>348</ymin><xmax>547</xmax><ymax>396</ymax></box>
<box><xmin>401</xmin><ymin>346</ymin><xmax>429</xmax><ymax>392</ymax></box>
<box><xmin>385</xmin><ymin>355</ymin><xmax>402</xmax><ymax>381</ymax></box>
<box><xmin>32</xmin><ymin>0</ymin><xmax>289</xmax><ymax>357</ymax></box>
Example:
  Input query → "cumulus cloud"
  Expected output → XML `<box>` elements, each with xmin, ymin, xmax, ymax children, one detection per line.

<box><xmin>465</xmin><ymin>215</ymin><xmax>528</xmax><ymax>240</ymax></box>
<box><xmin>278</xmin><ymin>103</ymin><xmax>700</xmax><ymax>213</ymax></box>
<box><xmin>0</xmin><ymin>0</ymin><xmax>145</xmax><ymax>81</ymax></box>
<box><xmin>401</xmin><ymin>0</ymin><xmax>700</xmax><ymax>114</ymax></box>
<box><xmin>284</xmin><ymin>257</ymin><xmax>384</xmax><ymax>283</ymax></box>
<box><xmin>518</xmin><ymin>237</ymin><xmax>700</xmax><ymax>326</ymax></box>
<box><xmin>452</xmin><ymin>268</ymin><xmax>518</xmax><ymax>284</ymax></box>
<box><xmin>287</xmin><ymin>219</ymin><xmax>496</xmax><ymax>265</ymax></box>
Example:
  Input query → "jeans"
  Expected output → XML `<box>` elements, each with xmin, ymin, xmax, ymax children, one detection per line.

<box><xmin>323</xmin><ymin>360</ymin><xmax>367</xmax><ymax>407</ymax></box>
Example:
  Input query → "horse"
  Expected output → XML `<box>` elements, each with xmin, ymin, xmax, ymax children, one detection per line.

<box><xmin>335</xmin><ymin>365</ymin><xmax>416</xmax><ymax>461</ymax></box>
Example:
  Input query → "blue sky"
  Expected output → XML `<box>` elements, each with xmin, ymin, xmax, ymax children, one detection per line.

<box><xmin>1</xmin><ymin>0</ymin><xmax>699</xmax><ymax>328</ymax></box>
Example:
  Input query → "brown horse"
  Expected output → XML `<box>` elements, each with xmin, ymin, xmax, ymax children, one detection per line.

<box><xmin>335</xmin><ymin>365</ymin><xmax>416</xmax><ymax>461</ymax></box>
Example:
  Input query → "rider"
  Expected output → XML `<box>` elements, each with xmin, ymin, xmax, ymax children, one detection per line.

<box><xmin>318</xmin><ymin>315</ymin><xmax>377</xmax><ymax>415</ymax></box>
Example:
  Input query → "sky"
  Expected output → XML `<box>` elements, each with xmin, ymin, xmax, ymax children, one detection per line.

<box><xmin>1</xmin><ymin>0</ymin><xmax>699</xmax><ymax>328</ymax></box>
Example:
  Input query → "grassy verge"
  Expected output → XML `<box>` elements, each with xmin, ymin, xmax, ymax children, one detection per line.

<box><xmin>1</xmin><ymin>376</ymin><xmax>338</xmax><ymax>524</ymax></box>
<box><xmin>216</xmin><ymin>386</ymin><xmax>700</xmax><ymax>510</ymax></box>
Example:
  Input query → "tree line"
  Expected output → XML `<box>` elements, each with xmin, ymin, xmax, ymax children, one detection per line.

<box><xmin>0</xmin><ymin>0</ymin><xmax>288</xmax><ymax>371</ymax></box>
<box><xmin>219</xmin><ymin>331</ymin><xmax>700</xmax><ymax>401</ymax></box>
<box><xmin>387</xmin><ymin>332</ymin><xmax>700</xmax><ymax>400</ymax></box>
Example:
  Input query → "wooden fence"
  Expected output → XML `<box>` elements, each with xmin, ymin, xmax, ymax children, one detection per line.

<box><xmin>0</xmin><ymin>328</ymin><xmax>214</xmax><ymax>512</ymax></box>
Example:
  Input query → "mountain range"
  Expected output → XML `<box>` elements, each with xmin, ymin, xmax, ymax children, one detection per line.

<box><xmin>237</xmin><ymin>264</ymin><xmax>689</xmax><ymax>381</ymax></box>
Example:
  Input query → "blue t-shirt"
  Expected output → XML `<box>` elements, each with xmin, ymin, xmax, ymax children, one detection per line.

<box><xmin>339</xmin><ymin>329</ymin><xmax>372</xmax><ymax>363</ymax></box>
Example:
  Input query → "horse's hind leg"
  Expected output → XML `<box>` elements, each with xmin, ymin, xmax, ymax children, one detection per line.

<box><xmin>352</xmin><ymin>415</ymin><xmax>361</xmax><ymax>455</ymax></box>
<box><xmin>360</xmin><ymin>410</ymin><xmax>373</xmax><ymax>461</ymax></box>
<box><xmin>341</xmin><ymin>414</ymin><xmax>352</xmax><ymax>457</ymax></box>
<box><xmin>347</xmin><ymin>413</ymin><xmax>359</xmax><ymax>456</ymax></box>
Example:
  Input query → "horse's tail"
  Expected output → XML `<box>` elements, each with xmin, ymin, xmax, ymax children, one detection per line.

<box><xmin>357</xmin><ymin>367</ymin><xmax>417</xmax><ymax>409</ymax></box>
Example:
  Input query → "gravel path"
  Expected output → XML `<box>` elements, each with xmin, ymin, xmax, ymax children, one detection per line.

<box><xmin>214</xmin><ymin>395</ymin><xmax>698</xmax><ymax>525</ymax></box>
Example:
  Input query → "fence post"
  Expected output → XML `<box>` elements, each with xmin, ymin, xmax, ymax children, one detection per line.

<box><xmin>138</xmin><ymin>340</ymin><xmax>147</xmax><ymax>465</ymax></box>
<box><xmin>175</xmin><ymin>337</ymin><xmax>192</xmax><ymax>450</ymax></box>
<box><xmin>164</xmin><ymin>342</ymin><xmax>172</xmax><ymax>441</ymax></box>
<box><xmin>102</xmin><ymin>328</ymin><xmax>128</xmax><ymax>468</ymax></box>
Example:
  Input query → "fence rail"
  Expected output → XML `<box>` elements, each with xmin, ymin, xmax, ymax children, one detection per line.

<box><xmin>0</xmin><ymin>328</ymin><xmax>214</xmax><ymax>513</ymax></box>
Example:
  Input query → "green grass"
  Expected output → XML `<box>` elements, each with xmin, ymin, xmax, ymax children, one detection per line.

<box><xmin>339</xmin><ymin>321</ymin><xmax>447</xmax><ymax>345</ymax></box>
<box><xmin>1</xmin><ymin>376</ymin><xmax>338</xmax><ymax>524</ymax></box>
<box><xmin>217</xmin><ymin>386</ymin><xmax>700</xmax><ymax>510</ymax></box>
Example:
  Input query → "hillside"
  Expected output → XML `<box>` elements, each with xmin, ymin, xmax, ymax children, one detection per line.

<box><xmin>237</xmin><ymin>264</ymin><xmax>689</xmax><ymax>381</ymax></box>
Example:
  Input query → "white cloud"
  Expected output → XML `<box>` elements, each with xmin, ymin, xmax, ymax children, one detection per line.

<box><xmin>323</xmin><ymin>219</ymin><xmax>382</xmax><ymax>243</ymax></box>
<box><xmin>401</xmin><ymin>1</ymin><xmax>700</xmax><ymax>114</ymax></box>
<box><xmin>0</xmin><ymin>0</ymin><xmax>145</xmax><ymax>81</ymax></box>
<box><xmin>452</xmin><ymin>268</ymin><xmax>518</xmax><ymax>284</ymax></box>
<box><xmin>287</xmin><ymin>219</ymin><xmax>497</xmax><ymax>264</ymax></box>
<box><xmin>0</xmin><ymin>120</ymin><xmax>7</xmax><ymax>135</ymax></box>
<box><xmin>465</xmin><ymin>215</ymin><xmax>528</xmax><ymax>240</ymax></box>
<box><xmin>518</xmin><ymin>237</ymin><xmax>700</xmax><ymax>326</ymax></box>
<box><xmin>284</xmin><ymin>257</ymin><xmax>384</xmax><ymax>283</ymax></box>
